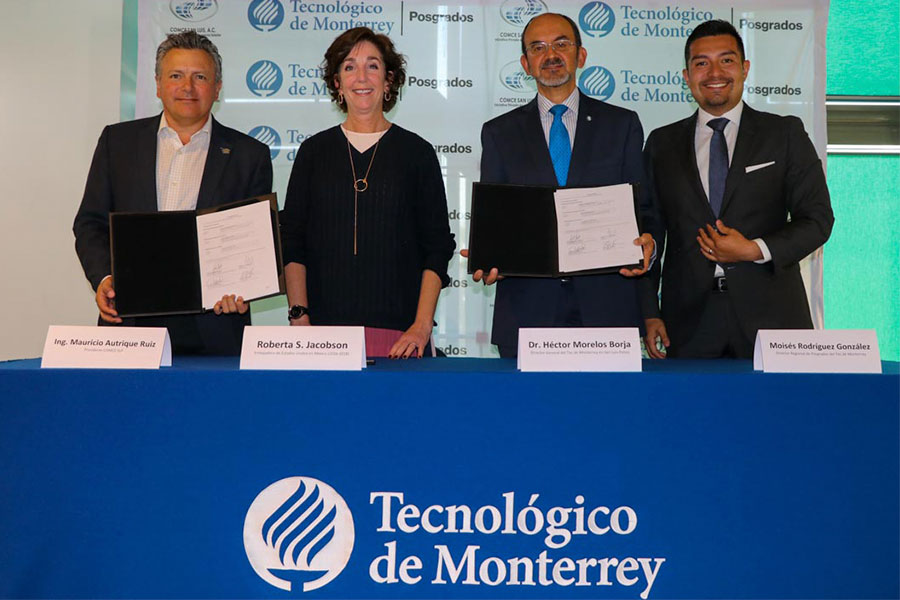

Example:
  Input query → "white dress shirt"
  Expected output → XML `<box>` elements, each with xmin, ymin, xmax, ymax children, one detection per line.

<box><xmin>694</xmin><ymin>102</ymin><xmax>771</xmax><ymax>276</ymax></box>
<box><xmin>156</xmin><ymin>114</ymin><xmax>212</xmax><ymax>212</ymax></box>
<box><xmin>537</xmin><ymin>87</ymin><xmax>579</xmax><ymax>148</ymax></box>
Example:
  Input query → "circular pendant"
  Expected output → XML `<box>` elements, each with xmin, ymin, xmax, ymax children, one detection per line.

<box><xmin>354</xmin><ymin>179</ymin><xmax>368</xmax><ymax>193</ymax></box>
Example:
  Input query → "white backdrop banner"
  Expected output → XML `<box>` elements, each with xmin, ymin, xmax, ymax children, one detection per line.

<box><xmin>135</xmin><ymin>0</ymin><xmax>829</xmax><ymax>358</ymax></box>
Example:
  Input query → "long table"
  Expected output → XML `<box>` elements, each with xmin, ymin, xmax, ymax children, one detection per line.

<box><xmin>1</xmin><ymin>358</ymin><xmax>897</xmax><ymax>599</ymax></box>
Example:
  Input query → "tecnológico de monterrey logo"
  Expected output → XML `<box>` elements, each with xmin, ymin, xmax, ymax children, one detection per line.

<box><xmin>579</xmin><ymin>1</ymin><xmax>615</xmax><ymax>37</ymax></box>
<box><xmin>244</xmin><ymin>477</ymin><xmax>354</xmax><ymax>592</ymax></box>
<box><xmin>248</xmin><ymin>0</ymin><xmax>285</xmax><ymax>31</ymax></box>
<box><xmin>579</xmin><ymin>65</ymin><xmax>616</xmax><ymax>101</ymax></box>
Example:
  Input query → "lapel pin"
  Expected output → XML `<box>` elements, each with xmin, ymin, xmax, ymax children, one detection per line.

<box><xmin>221</xmin><ymin>147</ymin><xmax>231</xmax><ymax>154</ymax></box>
<box><xmin>587</xmin><ymin>115</ymin><xmax>592</xmax><ymax>122</ymax></box>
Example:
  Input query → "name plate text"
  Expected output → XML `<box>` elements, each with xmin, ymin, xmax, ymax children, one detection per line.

<box><xmin>754</xmin><ymin>329</ymin><xmax>881</xmax><ymax>373</ymax></box>
<box><xmin>41</xmin><ymin>326</ymin><xmax>171</xmax><ymax>369</ymax></box>
<box><xmin>518</xmin><ymin>328</ymin><xmax>641</xmax><ymax>372</ymax></box>
<box><xmin>240</xmin><ymin>326</ymin><xmax>366</xmax><ymax>370</ymax></box>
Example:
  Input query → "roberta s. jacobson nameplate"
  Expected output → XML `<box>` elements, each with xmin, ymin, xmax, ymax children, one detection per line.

<box><xmin>240</xmin><ymin>326</ymin><xmax>366</xmax><ymax>370</ymax></box>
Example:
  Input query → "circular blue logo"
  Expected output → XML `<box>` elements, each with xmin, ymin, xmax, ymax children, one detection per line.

<box><xmin>170</xmin><ymin>0</ymin><xmax>218</xmax><ymax>22</ymax></box>
<box><xmin>248</xmin><ymin>0</ymin><xmax>285</xmax><ymax>32</ymax></box>
<box><xmin>248</xmin><ymin>126</ymin><xmax>281</xmax><ymax>160</ymax></box>
<box><xmin>499</xmin><ymin>61</ymin><xmax>537</xmax><ymax>93</ymax></box>
<box><xmin>244</xmin><ymin>477</ymin><xmax>355</xmax><ymax>592</ymax></box>
<box><xmin>578</xmin><ymin>1</ymin><xmax>615</xmax><ymax>38</ymax></box>
<box><xmin>500</xmin><ymin>0</ymin><xmax>547</xmax><ymax>27</ymax></box>
<box><xmin>578</xmin><ymin>66</ymin><xmax>615</xmax><ymax>101</ymax></box>
<box><xmin>246</xmin><ymin>60</ymin><xmax>283</xmax><ymax>97</ymax></box>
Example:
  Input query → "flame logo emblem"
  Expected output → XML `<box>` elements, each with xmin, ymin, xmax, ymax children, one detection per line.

<box><xmin>499</xmin><ymin>61</ymin><xmax>537</xmax><ymax>93</ymax></box>
<box><xmin>579</xmin><ymin>2</ymin><xmax>615</xmax><ymax>37</ymax></box>
<box><xmin>246</xmin><ymin>60</ymin><xmax>283</xmax><ymax>97</ymax></box>
<box><xmin>244</xmin><ymin>477</ymin><xmax>354</xmax><ymax>591</ymax></box>
<box><xmin>248</xmin><ymin>126</ymin><xmax>282</xmax><ymax>160</ymax></box>
<box><xmin>170</xmin><ymin>0</ymin><xmax>218</xmax><ymax>22</ymax></box>
<box><xmin>500</xmin><ymin>0</ymin><xmax>547</xmax><ymax>26</ymax></box>
<box><xmin>579</xmin><ymin>65</ymin><xmax>616</xmax><ymax>101</ymax></box>
<box><xmin>248</xmin><ymin>0</ymin><xmax>285</xmax><ymax>32</ymax></box>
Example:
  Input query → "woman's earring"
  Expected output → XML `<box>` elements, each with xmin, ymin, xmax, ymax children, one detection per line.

<box><xmin>338</xmin><ymin>90</ymin><xmax>344</xmax><ymax>104</ymax></box>
<box><xmin>384</xmin><ymin>90</ymin><xmax>391</xmax><ymax>102</ymax></box>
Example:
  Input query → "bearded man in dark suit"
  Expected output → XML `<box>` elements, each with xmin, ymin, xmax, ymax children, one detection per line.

<box><xmin>466</xmin><ymin>12</ymin><xmax>659</xmax><ymax>358</ymax></box>
<box><xmin>642</xmin><ymin>19</ymin><xmax>834</xmax><ymax>359</ymax></box>
<box><xmin>74</xmin><ymin>31</ymin><xmax>273</xmax><ymax>355</ymax></box>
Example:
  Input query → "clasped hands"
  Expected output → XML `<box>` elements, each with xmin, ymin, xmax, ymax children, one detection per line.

<box><xmin>460</xmin><ymin>234</ymin><xmax>656</xmax><ymax>284</ymax></box>
<box><xmin>696</xmin><ymin>220</ymin><xmax>763</xmax><ymax>263</ymax></box>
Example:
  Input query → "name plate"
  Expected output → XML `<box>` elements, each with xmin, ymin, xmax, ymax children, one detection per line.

<box><xmin>518</xmin><ymin>328</ymin><xmax>641</xmax><ymax>372</ymax></box>
<box><xmin>754</xmin><ymin>329</ymin><xmax>881</xmax><ymax>373</ymax></box>
<box><xmin>240</xmin><ymin>326</ymin><xmax>366</xmax><ymax>370</ymax></box>
<box><xmin>41</xmin><ymin>326</ymin><xmax>171</xmax><ymax>369</ymax></box>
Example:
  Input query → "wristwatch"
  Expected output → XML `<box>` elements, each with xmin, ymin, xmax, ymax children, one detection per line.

<box><xmin>288</xmin><ymin>305</ymin><xmax>309</xmax><ymax>322</ymax></box>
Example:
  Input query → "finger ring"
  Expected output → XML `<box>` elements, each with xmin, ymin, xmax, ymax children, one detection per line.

<box><xmin>707</xmin><ymin>248</ymin><xmax>713</xmax><ymax>254</ymax></box>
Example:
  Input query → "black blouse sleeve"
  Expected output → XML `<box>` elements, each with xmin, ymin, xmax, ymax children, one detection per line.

<box><xmin>412</xmin><ymin>139</ymin><xmax>456</xmax><ymax>288</ymax></box>
<box><xmin>280</xmin><ymin>136</ymin><xmax>315</xmax><ymax>266</ymax></box>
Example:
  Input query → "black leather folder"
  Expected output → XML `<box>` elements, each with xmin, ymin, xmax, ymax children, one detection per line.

<box><xmin>110</xmin><ymin>194</ymin><xmax>284</xmax><ymax>318</ymax></box>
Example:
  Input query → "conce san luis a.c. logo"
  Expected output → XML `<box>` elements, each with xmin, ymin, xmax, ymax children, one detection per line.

<box><xmin>244</xmin><ymin>477</ymin><xmax>355</xmax><ymax>592</ymax></box>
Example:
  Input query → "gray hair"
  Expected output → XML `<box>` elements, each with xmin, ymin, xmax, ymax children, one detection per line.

<box><xmin>155</xmin><ymin>31</ymin><xmax>223</xmax><ymax>82</ymax></box>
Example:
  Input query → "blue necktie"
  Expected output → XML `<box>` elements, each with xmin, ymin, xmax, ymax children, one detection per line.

<box><xmin>549</xmin><ymin>104</ymin><xmax>571</xmax><ymax>187</ymax></box>
<box><xmin>707</xmin><ymin>117</ymin><xmax>729</xmax><ymax>217</ymax></box>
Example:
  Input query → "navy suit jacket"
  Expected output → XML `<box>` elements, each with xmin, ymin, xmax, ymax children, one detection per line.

<box><xmin>642</xmin><ymin>104</ymin><xmax>834</xmax><ymax>350</ymax></box>
<box><xmin>73</xmin><ymin>114</ymin><xmax>273</xmax><ymax>354</ymax></box>
<box><xmin>480</xmin><ymin>92</ymin><xmax>660</xmax><ymax>352</ymax></box>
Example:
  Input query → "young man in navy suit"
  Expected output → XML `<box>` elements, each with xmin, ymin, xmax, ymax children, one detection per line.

<box><xmin>466</xmin><ymin>12</ymin><xmax>659</xmax><ymax>358</ymax></box>
<box><xmin>642</xmin><ymin>20</ymin><xmax>834</xmax><ymax>359</ymax></box>
<box><xmin>74</xmin><ymin>31</ymin><xmax>273</xmax><ymax>355</ymax></box>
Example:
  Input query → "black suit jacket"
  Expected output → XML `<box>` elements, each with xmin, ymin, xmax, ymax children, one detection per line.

<box><xmin>642</xmin><ymin>104</ymin><xmax>834</xmax><ymax>350</ymax></box>
<box><xmin>480</xmin><ymin>92</ymin><xmax>660</xmax><ymax>352</ymax></box>
<box><xmin>73</xmin><ymin>114</ymin><xmax>273</xmax><ymax>354</ymax></box>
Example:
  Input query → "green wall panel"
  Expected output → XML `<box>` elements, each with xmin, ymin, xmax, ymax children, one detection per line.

<box><xmin>824</xmin><ymin>155</ymin><xmax>900</xmax><ymax>360</ymax></box>
<box><xmin>827</xmin><ymin>0</ymin><xmax>900</xmax><ymax>95</ymax></box>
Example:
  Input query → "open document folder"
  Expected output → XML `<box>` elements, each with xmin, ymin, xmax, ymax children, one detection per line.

<box><xmin>110</xmin><ymin>194</ymin><xmax>284</xmax><ymax>317</ymax></box>
<box><xmin>467</xmin><ymin>182</ymin><xmax>643</xmax><ymax>277</ymax></box>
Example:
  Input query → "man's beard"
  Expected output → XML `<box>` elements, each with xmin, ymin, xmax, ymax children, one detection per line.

<box><xmin>535</xmin><ymin>58</ymin><xmax>572</xmax><ymax>88</ymax></box>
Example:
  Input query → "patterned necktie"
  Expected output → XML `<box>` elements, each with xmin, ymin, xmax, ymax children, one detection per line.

<box><xmin>707</xmin><ymin>117</ymin><xmax>729</xmax><ymax>217</ymax></box>
<box><xmin>549</xmin><ymin>104</ymin><xmax>571</xmax><ymax>187</ymax></box>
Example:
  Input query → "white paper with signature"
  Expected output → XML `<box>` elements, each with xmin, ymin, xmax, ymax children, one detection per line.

<box><xmin>554</xmin><ymin>184</ymin><xmax>642</xmax><ymax>273</ymax></box>
<box><xmin>196</xmin><ymin>201</ymin><xmax>279</xmax><ymax>309</ymax></box>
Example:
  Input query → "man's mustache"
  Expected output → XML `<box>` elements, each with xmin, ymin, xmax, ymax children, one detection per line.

<box><xmin>540</xmin><ymin>57</ymin><xmax>565</xmax><ymax>69</ymax></box>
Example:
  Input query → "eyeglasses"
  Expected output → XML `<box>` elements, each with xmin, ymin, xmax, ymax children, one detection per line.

<box><xmin>525</xmin><ymin>39</ymin><xmax>577</xmax><ymax>56</ymax></box>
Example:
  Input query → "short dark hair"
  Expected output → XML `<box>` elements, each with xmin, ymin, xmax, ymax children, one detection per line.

<box><xmin>155</xmin><ymin>31</ymin><xmax>223</xmax><ymax>82</ymax></box>
<box><xmin>322</xmin><ymin>27</ymin><xmax>406</xmax><ymax>113</ymax></box>
<box><xmin>684</xmin><ymin>19</ymin><xmax>745</xmax><ymax>67</ymax></box>
<box><xmin>520</xmin><ymin>13</ymin><xmax>583</xmax><ymax>56</ymax></box>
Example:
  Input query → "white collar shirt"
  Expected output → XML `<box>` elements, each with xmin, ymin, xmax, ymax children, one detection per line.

<box><xmin>537</xmin><ymin>87</ymin><xmax>579</xmax><ymax>148</ymax></box>
<box><xmin>694</xmin><ymin>101</ymin><xmax>743</xmax><ymax>201</ymax></box>
<box><xmin>156</xmin><ymin>114</ymin><xmax>212</xmax><ymax>212</ymax></box>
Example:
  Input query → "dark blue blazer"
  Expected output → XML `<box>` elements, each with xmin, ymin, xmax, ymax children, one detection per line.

<box><xmin>73</xmin><ymin>114</ymin><xmax>273</xmax><ymax>354</ymax></box>
<box><xmin>480</xmin><ymin>92</ymin><xmax>659</xmax><ymax>352</ymax></box>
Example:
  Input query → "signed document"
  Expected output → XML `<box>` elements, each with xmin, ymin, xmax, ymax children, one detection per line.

<box><xmin>554</xmin><ymin>184</ymin><xmax>642</xmax><ymax>273</ymax></box>
<box><xmin>467</xmin><ymin>182</ymin><xmax>642</xmax><ymax>277</ymax></box>
<box><xmin>196</xmin><ymin>200</ymin><xmax>280</xmax><ymax>309</ymax></box>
